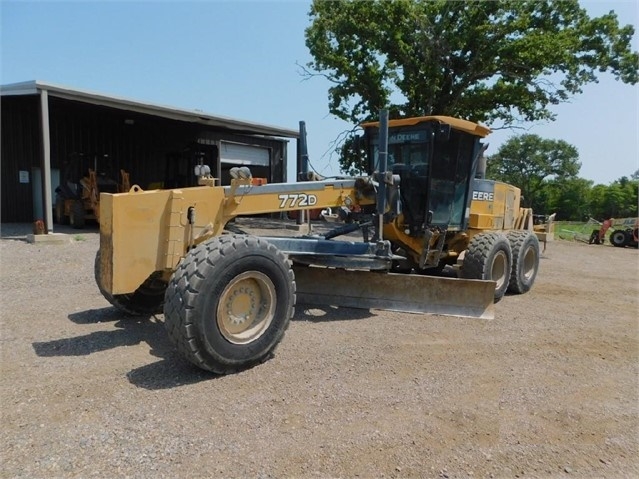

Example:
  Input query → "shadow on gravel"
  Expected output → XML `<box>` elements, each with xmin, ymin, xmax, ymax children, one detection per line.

<box><xmin>126</xmin><ymin>356</ymin><xmax>215</xmax><ymax>390</ymax></box>
<box><xmin>33</xmin><ymin>309</ymin><xmax>169</xmax><ymax>357</ymax></box>
<box><xmin>33</xmin><ymin>304</ymin><xmax>377</xmax><ymax>390</ymax></box>
<box><xmin>32</xmin><ymin>306</ymin><xmax>218</xmax><ymax>389</ymax></box>
<box><xmin>67</xmin><ymin>307</ymin><xmax>133</xmax><ymax>324</ymax></box>
<box><xmin>294</xmin><ymin>304</ymin><xmax>375</xmax><ymax>322</ymax></box>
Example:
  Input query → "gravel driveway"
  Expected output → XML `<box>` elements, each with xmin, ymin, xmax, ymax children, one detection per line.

<box><xmin>1</xmin><ymin>220</ymin><xmax>637</xmax><ymax>478</ymax></box>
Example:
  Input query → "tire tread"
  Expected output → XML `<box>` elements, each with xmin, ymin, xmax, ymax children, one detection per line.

<box><xmin>164</xmin><ymin>234</ymin><xmax>295</xmax><ymax>374</ymax></box>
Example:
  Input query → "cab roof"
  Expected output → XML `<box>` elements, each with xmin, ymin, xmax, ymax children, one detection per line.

<box><xmin>360</xmin><ymin>115</ymin><xmax>491</xmax><ymax>138</ymax></box>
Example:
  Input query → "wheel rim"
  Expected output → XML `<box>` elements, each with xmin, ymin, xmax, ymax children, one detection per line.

<box><xmin>491</xmin><ymin>250</ymin><xmax>508</xmax><ymax>290</ymax></box>
<box><xmin>217</xmin><ymin>271</ymin><xmax>276</xmax><ymax>345</ymax></box>
<box><xmin>522</xmin><ymin>245</ymin><xmax>537</xmax><ymax>281</ymax></box>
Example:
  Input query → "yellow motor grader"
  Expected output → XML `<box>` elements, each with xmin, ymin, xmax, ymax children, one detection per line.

<box><xmin>55</xmin><ymin>153</ymin><xmax>130</xmax><ymax>229</ymax></box>
<box><xmin>96</xmin><ymin>110</ymin><xmax>540</xmax><ymax>374</ymax></box>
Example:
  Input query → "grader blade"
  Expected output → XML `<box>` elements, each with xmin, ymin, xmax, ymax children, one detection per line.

<box><xmin>293</xmin><ymin>266</ymin><xmax>496</xmax><ymax>320</ymax></box>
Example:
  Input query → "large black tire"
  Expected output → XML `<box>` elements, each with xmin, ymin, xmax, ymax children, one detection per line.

<box><xmin>610</xmin><ymin>229</ymin><xmax>628</xmax><ymax>248</ymax></box>
<box><xmin>55</xmin><ymin>195</ymin><xmax>69</xmax><ymax>225</ymax></box>
<box><xmin>94</xmin><ymin>251</ymin><xmax>166</xmax><ymax>315</ymax></box>
<box><xmin>506</xmin><ymin>230</ymin><xmax>540</xmax><ymax>294</ymax></box>
<box><xmin>461</xmin><ymin>232</ymin><xmax>512</xmax><ymax>302</ymax></box>
<box><xmin>164</xmin><ymin>234</ymin><xmax>295</xmax><ymax>374</ymax></box>
<box><xmin>70</xmin><ymin>200</ymin><xmax>86</xmax><ymax>229</ymax></box>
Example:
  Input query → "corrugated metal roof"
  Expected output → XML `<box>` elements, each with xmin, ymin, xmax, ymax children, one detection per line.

<box><xmin>1</xmin><ymin>80</ymin><xmax>300</xmax><ymax>138</ymax></box>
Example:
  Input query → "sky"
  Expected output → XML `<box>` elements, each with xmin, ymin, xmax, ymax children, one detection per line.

<box><xmin>1</xmin><ymin>0</ymin><xmax>637</xmax><ymax>185</ymax></box>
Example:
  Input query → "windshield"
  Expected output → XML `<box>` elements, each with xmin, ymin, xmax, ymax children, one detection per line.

<box><xmin>369</xmin><ymin>127</ymin><xmax>429</xmax><ymax>171</ymax></box>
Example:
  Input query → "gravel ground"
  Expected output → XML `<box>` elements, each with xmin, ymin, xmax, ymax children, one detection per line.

<box><xmin>1</xmin><ymin>219</ymin><xmax>638</xmax><ymax>479</ymax></box>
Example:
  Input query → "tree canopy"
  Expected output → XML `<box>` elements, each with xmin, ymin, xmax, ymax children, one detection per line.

<box><xmin>486</xmin><ymin>134</ymin><xmax>581</xmax><ymax>209</ymax></box>
<box><xmin>304</xmin><ymin>0</ymin><xmax>638</xmax><ymax>220</ymax></box>
<box><xmin>485</xmin><ymin>135</ymin><xmax>638</xmax><ymax>220</ymax></box>
<box><xmin>305</xmin><ymin>0</ymin><xmax>638</xmax><ymax>128</ymax></box>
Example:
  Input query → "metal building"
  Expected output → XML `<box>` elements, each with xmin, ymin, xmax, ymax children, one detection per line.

<box><xmin>1</xmin><ymin>80</ymin><xmax>299</xmax><ymax>230</ymax></box>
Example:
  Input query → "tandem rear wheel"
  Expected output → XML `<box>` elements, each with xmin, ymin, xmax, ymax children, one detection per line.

<box><xmin>461</xmin><ymin>231</ymin><xmax>540</xmax><ymax>301</ymax></box>
<box><xmin>163</xmin><ymin>234</ymin><xmax>296</xmax><ymax>374</ymax></box>
<box><xmin>461</xmin><ymin>232</ymin><xmax>512</xmax><ymax>302</ymax></box>
<box><xmin>506</xmin><ymin>230</ymin><xmax>540</xmax><ymax>294</ymax></box>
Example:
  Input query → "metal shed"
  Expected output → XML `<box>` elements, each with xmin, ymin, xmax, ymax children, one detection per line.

<box><xmin>1</xmin><ymin>80</ymin><xmax>299</xmax><ymax>231</ymax></box>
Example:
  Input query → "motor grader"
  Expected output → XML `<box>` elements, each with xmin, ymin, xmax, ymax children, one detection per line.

<box><xmin>55</xmin><ymin>153</ymin><xmax>130</xmax><ymax>229</ymax></box>
<box><xmin>95</xmin><ymin>110</ymin><xmax>540</xmax><ymax>374</ymax></box>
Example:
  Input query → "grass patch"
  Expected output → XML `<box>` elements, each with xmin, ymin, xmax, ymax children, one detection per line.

<box><xmin>554</xmin><ymin>220</ymin><xmax>601</xmax><ymax>242</ymax></box>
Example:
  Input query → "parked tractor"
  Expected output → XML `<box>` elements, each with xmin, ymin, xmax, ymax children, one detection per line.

<box><xmin>588</xmin><ymin>217</ymin><xmax>638</xmax><ymax>248</ymax></box>
<box><xmin>95</xmin><ymin>111</ymin><xmax>540</xmax><ymax>374</ymax></box>
<box><xmin>55</xmin><ymin>154</ymin><xmax>130</xmax><ymax>228</ymax></box>
<box><xmin>609</xmin><ymin>217</ymin><xmax>639</xmax><ymax>248</ymax></box>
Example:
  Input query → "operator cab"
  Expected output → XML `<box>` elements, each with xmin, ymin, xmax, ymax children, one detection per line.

<box><xmin>362</xmin><ymin>116</ymin><xmax>490</xmax><ymax>235</ymax></box>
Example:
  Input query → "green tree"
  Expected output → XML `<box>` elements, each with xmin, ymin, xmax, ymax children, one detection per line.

<box><xmin>304</xmin><ymin>0</ymin><xmax>638</xmax><ymax>173</ymax></box>
<box><xmin>585</xmin><ymin>175</ymin><xmax>638</xmax><ymax>219</ymax></box>
<box><xmin>486</xmin><ymin>134</ymin><xmax>580</xmax><ymax>208</ymax></box>
<box><xmin>601</xmin><ymin>183</ymin><xmax>629</xmax><ymax>218</ymax></box>
<box><xmin>588</xmin><ymin>184</ymin><xmax>609</xmax><ymax>219</ymax></box>
<box><xmin>608</xmin><ymin>176</ymin><xmax>638</xmax><ymax>217</ymax></box>
<box><xmin>546</xmin><ymin>177</ymin><xmax>594</xmax><ymax>220</ymax></box>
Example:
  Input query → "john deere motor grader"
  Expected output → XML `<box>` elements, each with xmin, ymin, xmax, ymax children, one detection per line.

<box><xmin>96</xmin><ymin>110</ymin><xmax>540</xmax><ymax>374</ymax></box>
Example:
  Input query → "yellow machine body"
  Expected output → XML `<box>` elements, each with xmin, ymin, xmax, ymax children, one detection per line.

<box><xmin>101</xmin><ymin>179</ymin><xmax>374</xmax><ymax>295</ymax></box>
<box><xmin>96</xmin><ymin>113</ymin><xmax>542</xmax><ymax>373</ymax></box>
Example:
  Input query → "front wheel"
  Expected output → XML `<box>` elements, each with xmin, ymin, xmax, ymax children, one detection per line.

<box><xmin>506</xmin><ymin>230</ymin><xmax>540</xmax><ymax>294</ymax></box>
<box><xmin>164</xmin><ymin>234</ymin><xmax>295</xmax><ymax>374</ymax></box>
<box><xmin>461</xmin><ymin>232</ymin><xmax>512</xmax><ymax>302</ymax></box>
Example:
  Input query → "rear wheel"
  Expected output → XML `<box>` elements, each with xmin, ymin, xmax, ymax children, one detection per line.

<box><xmin>94</xmin><ymin>251</ymin><xmax>166</xmax><ymax>315</ymax></box>
<box><xmin>164</xmin><ymin>234</ymin><xmax>295</xmax><ymax>374</ymax></box>
<box><xmin>506</xmin><ymin>230</ymin><xmax>540</xmax><ymax>294</ymax></box>
<box><xmin>70</xmin><ymin>200</ymin><xmax>85</xmax><ymax>229</ymax></box>
<box><xmin>610</xmin><ymin>229</ymin><xmax>628</xmax><ymax>248</ymax></box>
<box><xmin>461</xmin><ymin>232</ymin><xmax>512</xmax><ymax>302</ymax></box>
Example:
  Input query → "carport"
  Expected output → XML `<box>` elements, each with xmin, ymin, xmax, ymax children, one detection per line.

<box><xmin>0</xmin><ymin>80</ymin><xmax>299</xmax><ymax>231</ymax></box>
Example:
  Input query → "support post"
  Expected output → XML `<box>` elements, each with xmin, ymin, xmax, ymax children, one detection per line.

<box><xmin>39</xmin><ymin>89</ymin><xmax>53</xmax><ymax>233</ymax></box>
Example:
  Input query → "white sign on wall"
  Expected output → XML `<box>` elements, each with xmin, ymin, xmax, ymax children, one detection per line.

<box><xmin>19</xmin><ymin>171</ymin><xmax>29</xmax><ymax>183</ymax></box>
